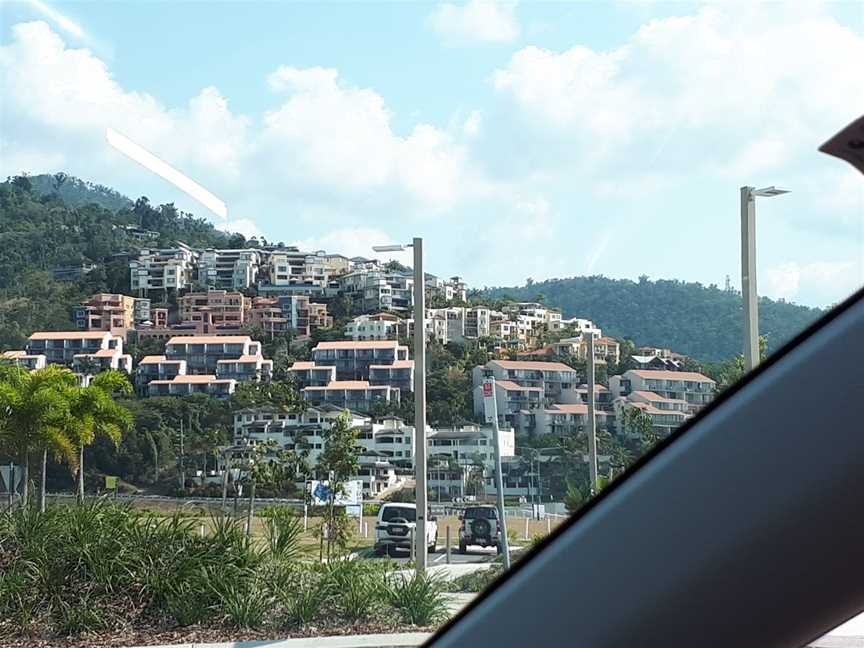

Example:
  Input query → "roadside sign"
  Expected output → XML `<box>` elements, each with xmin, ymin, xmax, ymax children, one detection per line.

<box><xmin>819</xmin><ymin>114</ymin><xmax>864</xmax><ymax>175</ymax></box>
<box><xmin>105</xmin><ymin>475</ymin><xmax>118</xmax><ymax>490</ymax></box>
<box><xmin>483</xmin><ymin>379</ymin><xmax>496</xmax><ymax>423</ymax></box>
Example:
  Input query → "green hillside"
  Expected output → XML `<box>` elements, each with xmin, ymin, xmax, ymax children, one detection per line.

<box><xmin>28</xmin><ymin>172</ymin><xmax>134</xmax><ymax>212</ymax></box>
<box><xmin>0</xmin><ymin>174</ymin><xmax>241</xmax><ymax>350</ymax></box>
<box><xmin>481</xmin><ymin>276</ymin><xmax>824</xmax><ymax>362</ymax></box>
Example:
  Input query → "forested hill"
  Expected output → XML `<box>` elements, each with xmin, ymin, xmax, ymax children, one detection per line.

<box><xmin>482</xmin><ymin>276</ymin><xmax>823</xmax><ymax>362</ymax></box>
<box><xmin>0</xmin><ymin>174</ymin><xmax>242</xmax><ymax>349</ymax></box>
<box><xmin>28</xmin><ymin>173</ymin><xmax>134</xmax><ymax>212</ymax></box>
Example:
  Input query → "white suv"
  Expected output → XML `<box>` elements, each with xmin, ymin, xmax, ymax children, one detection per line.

<box><xmin>373</xmin><ymin>503</ymin><xmax>438</xmax><ymax>556</ymax></box>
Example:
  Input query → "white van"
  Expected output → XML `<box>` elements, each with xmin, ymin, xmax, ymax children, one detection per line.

<box><xmin>373</xmin><ymin>502</ymin><xmax>438</xmax><ymax>556</ymax></box>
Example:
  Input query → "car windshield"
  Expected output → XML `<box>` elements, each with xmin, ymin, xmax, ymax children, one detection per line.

<box><xmin>464</xmin><ymin>508</ymin><xmax>497</xmax><ymax>519</ymax></box>
<box><xmin>0</xmin><ymin>0</ymin><xmax>862</xmax><ymax>645</ymax></box>
<box><xmin>381</xmin><ymin>506</ymin><xmax>416</xmax><ymax>522</ymax></box>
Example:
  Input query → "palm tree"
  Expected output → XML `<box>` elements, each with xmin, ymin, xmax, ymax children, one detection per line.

<box><xmin>66</xmin><ymin>370</ymin><xmax>133</xmax><ymax>502</ymax></box>
<box><xmin>0</xmin><ymin>364</ymin><xmax>78</xmax><ymax>510</ymax></box>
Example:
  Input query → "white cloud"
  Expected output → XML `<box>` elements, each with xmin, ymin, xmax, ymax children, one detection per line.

<box><xmin>0</xmin><ymin>21</ymin><xmax>483</xmax><ymax>240</ymax></box>
<box><xmin>463</xmin><ymin>110</ymin><xmax>482</xmax><ymax>138</ymax></box>
<box><xmin>291</xmin><ymin>228</ymin><xmax>413</xmax><ymax>266</ymax></box>
<box><xmin>429</xmin><ymin>0</ymin><xmax>520</xmax><ymax>44</ymax></box>
<box><xmin>492</xmin><ymin>5</ymin><xmax>864</xmax><ymax>172</ymax></box>
<box><xmin>217</xmin><ymin>219</ymin><xmax>264</xmax><ymax>241</ymax></box>
<box><xmin>764</xmin><ymin>260</ymin><xmax>863</xmax><ymax>305</ymax></box>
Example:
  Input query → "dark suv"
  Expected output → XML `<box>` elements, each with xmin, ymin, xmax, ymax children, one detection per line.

<box><xmin>458</xmin><ymin>505</ymin><xmax>502</xmax><ymax>554</ymax></box>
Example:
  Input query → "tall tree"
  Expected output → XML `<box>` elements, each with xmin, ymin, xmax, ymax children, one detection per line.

<box><xmin>0</xmin><ymin>364</ymin><xmax>78</xmax><ymax>509</ymax></box>
<box><xmin>66</xmin><ymin>370</ymin><xmax>133</xmax><ymax>502</ymax></box>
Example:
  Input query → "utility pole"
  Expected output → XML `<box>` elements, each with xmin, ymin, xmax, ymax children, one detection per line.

<box><xmin>413</xmin><ymin>237</ymin><xmax>428</xmax><ymax>574</ymax></box>
<box><xmin>484</xmin><ymin>377</ymin><xmax>511</xmax><ymax>570</ymax></box>
<box><xmin>587</xmin><ymin>334</ymin><xmax>599</xmax><ymax>495</ymax></box>
<box><xmin>178</xmin><ymin>417</ymin><xmax>186</xmax><ymax>490</ymax></box>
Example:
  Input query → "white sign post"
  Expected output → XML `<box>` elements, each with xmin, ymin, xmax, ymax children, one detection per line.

<box><xmin>483</xmin><ymin>377</ymin><xmax>511</xmax><ymax>570</ymax></box>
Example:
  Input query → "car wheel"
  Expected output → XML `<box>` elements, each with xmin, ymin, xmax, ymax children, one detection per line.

<box><xmin>496</xmin><ymin>543</ymin><xmax>503</xmax><ymax>555</ymax></box>
<box><xmin>459</xmin><ymin>541</ymin><xmax>467</xmax><ymax>554</ymax></box>
<box><xmin>429</xmin><ymin>534</ymin><xmax>438</xmax><ymax>554</ymax></box>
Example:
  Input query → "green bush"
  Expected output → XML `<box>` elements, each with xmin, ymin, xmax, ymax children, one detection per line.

<box><xmin>384</xmin><ymin>572</ymin><xmax>449</xmax><ymax>626</ymax></box>
<box><xmin>447</xmin><ymin>566</ymin><xmax>502</xmax><ymax>593</ymax></box>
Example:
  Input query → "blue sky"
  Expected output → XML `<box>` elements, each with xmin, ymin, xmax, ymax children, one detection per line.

<box><xmin>1</xmin><ymin>0</ymin><xmax>862</xmax><ymax>308</ymax></box>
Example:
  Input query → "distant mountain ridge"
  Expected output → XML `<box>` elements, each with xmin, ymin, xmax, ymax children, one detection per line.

<box><xmin>481</xmin><ymin>276</ymin><xmax>823</xmax><ymax>362</ymax></box>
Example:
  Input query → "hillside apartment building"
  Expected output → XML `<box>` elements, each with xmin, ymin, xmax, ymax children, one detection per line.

<box><xmin>197</xmin><ymin>249</ymin><xmax>261</xmax><ymax>290</ymax></box>
<box><xmin>72</xmin><ymin>293</ymin><xmax>153</xmax><ymax>334</ymax></box>
<box><xmin>288</xmin><ymin>340</ymin><xmax>412</xmax><ymax>413</ymax></box>
<box><xmin>16</xmin><ymin>331</ymin><xmax>132</xmax><ymax>374</ymax></box>
<box><xmin>130</xmin><ymin>244</ymin><xmax>198</xmax><ymax>295</ymax></box>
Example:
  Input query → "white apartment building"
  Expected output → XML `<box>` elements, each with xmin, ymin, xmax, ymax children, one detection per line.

<box><xmin>197</xmin><ymin>249</ymin><xmax>261</xmax><ymax>290</ymax></box>
<box><xmin>397</xmin><ymin>307</ymin><xmax>466</xmax><ymax>345</ymax></box>
<box><xmin>302</xmin><ymin>381</ymin><xmax>400</xmax><ymax>413</ymax></box>
<box><xmin>1</xmin><ymin>350</ymin><xmax>47</xmax><ymax>371</ymax></box>
<box><xmin>300</xmin><ymin>340</ymin><xmax>412</xmax><ymax>389</ymax></box>
<box><xmin>504</xmin><ymin>303</ymin><xmax>563</xmax><ymax>329</ymax></box>
<box><xmin>263</xmin><ymin>248</ymin><xmax>343</xmax><ymax>297</ymax></box>
<box><xmin>129</xmin><ymin>244</ymin><xmax>198</xmax><ymax>295</ymax></box>
<box><xmin>427</xmin><ymin>424</ymin><xmax>515</xmax><ymax>498</ymax></box>
<box><xmin>472</xmin><ymin>359</ymin><xmax>580</xmax><ymax>431</ymax></box>
<box><xmin>24</xmin><ymin>331</ymin><xmax>132</xmax><ymax>373</ymax></box>
<box><xmin>553</xmin><ymin>317</ymin><xmax>602</xmax><ymax>337</ymax></box>
<box><xmin>465</xmin><ymin>307</ymin><xmax>491</xmax><ymax>338</ymax></box>
<box><xmin>345</xmin><ymin>313</ymin><xmax>401</xmax><ymax>341</ymax></box>
<box><xmin>337</xmin><ymin>269</ymin><xmax>414</xmax><ymax>313</ymax></box>
<box><xmin>613</xmin><ymin>391</ymin><xmax>690</xmax><ymax>438</ymax></box>
<box><xmin>163</xmin><ymin>335</ymin><xmax>273</xmax><ymax>381</ymax></box>
<box><xmin>609</xmin><ymin>369</ymin><xmax>716</xmax><ymax>414</ymax></box>
<box><xmin>148</xmin><ymin>374</ymin><xmax>236</xmax><ymax>398</ymax></box>
<box><xmin>514</xmin><ymin>403</ymin><xmax>614</xmax><ymax>437</ymax></box>
<box><xmin>426</xmin><ymin>275</ymin><xmax>468</xmax><ymax>303</ymax></box>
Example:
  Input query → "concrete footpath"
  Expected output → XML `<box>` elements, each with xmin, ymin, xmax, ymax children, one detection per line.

<box><xmin>131</xmin><ymin>632</ymin><xmax>431</xmax><ymax>648</ymax></box>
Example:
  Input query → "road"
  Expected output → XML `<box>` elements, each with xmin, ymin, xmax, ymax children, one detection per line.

<box><xmin>363</xmin><ymin>545</ymin><xmax>500</xmax><ymax>566</ymax></box>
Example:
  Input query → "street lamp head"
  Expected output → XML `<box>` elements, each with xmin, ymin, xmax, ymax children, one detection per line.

<box><xmin>372</xmin><ymin>244</ymin><xmax>409</xmax><ymax>252</ymax></box>
<box><xmin>753</xmin><ymin>186</ymin><xmax>790</xmax><ymax>198</ymax></box>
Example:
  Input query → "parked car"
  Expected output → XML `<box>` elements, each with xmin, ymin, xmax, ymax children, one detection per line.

<box><xmin>373</xmin><ymin>502</ymin><xmax>438</xmax><ymax>556</ymax></box>
<box><xmin>458</xmin><ymin>505</ymin><xmax>502</xmax><ymax>554</ymax></box>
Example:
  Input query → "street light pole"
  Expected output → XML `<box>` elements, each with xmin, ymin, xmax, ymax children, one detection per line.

<box><xmin>412</xmin><ymin>237</ymin><xmax>428</xmax><ymax>574</ymax></box>
<box><xmin>586</xmin><ymin>333</ymin><xmax>599</xmax><ymax>495</ymax></box>
<box><xmin>740</xmin><ymin>187</ymin><xmax>760</xmax><ymax>373</ymax></box>
<box><xmin>739</xmin><ymin>186</ymin><xmax>790</xmax><ymax>372</ymax></box>
<box><xmin>373</xmin><ymin>239</ymin><xmax>429</xmax><ymax>574</ymax></box>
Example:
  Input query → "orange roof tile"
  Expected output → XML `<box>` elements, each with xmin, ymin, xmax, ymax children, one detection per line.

<box><xmin>496</xmin><ymin>380</ymin><xmax>543</xmax><ymax>392</ymax></box>
<box><xmin>166</xmin><ymin>335</ymin><xmax>252</xmax><ymax>345</ymax></box>
<box><xmin>490</xmin><ymin>360</ymin><xmax>576</xmax><ymax>372</ymax></box>
<box><xmin>314</xmin><ymin>340</ymin><xmax>399</xmax><ymax>350</ymax></box>
<box><xmin>631</xmin><ymin>390</ymin><xmax>688</xmax><ymax>404</ymax></box>
<box><xmin>547</xmin><ymin>404</ymin><xmax>610</xmax><ymax>415</ymax></box>
<box><xmin>29</xmin><ymin>331</ymin><xmax>112</xmax><ymax>340</ymax></box>
<box><xmin>369</xmin><ymin>360</ymin><xmax>414</xmax><ymax>369</ymax></box>
<box><xmin>628</xmin><ymin>369</ymin><xmax>715</xmax><ymax>383</ymax></box>
<box><xmin>304</xmin><ymin>381</ymin><xmax>392</xmax><ymax>391</ymax></box>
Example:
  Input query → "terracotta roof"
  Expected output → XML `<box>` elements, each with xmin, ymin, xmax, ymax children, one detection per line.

<box><xmin>547</xmin><ymin>404</ymin><xmax>609</xmax><ymax>415</ymax></box>
<box><xmin>29</xmin><ymin>331</ymin><xmax>112</xmax><ymax>340</ymax></box>
<box><xmin>496</xmin><ymin>380</ymin><xmax>543</xmax><ymax>392</ymax></box>
<box><xmin>304</xmin><ymin>380</ymin><xmax>392</xmax><ymax>391</ymax></box>
<box><xmin>630</xmin><ymin>390</ymin><xmax>688</xmax><ymax>404</ymax></box>
<box><xmin>629</xmin><ymin>402</ymin><xmax>686</xmax><ymax>417</ymax></box>
<box><xmin>575</xmin><ymin>384</ymin><xmax>609</xmax><ymax>392</ymax></box>
<box><xmin>217</xmin><ymin>355</ymin><xmax>262</xmax><ymax>363</ymax></box>
<box><xmin>595</xmin><ymin>336</ymin><xmax>619</xmax><ymax>345</ymax></box>
<box><xmin>370</xmin><ymin>360</ymin><xmax>414</xmax><ymax>369</ymax></box>
<box><xmin>314</xmin><ymin>340</ymin><xmax>399</xmax><ymax>350</ymax></box>
<box><xmin>490</xmin><ymin>360</ymin><xmax>576</xmax><ymax>372</ymax></box>
<box><xmin>2</xmin><ymin>350</ymin><xmax>26</xmax><ymax>358</ymax></box>
<box><xmin>166</xmin><ymin>335</ymin><xmax>252</xmax><ymax>345</ymax></box>
<box><xmin>88</xmin><ymin>349</ymin><xmax>119</xmax><ymax>358</ymax></box>
<box><xmin>139</xmin><ymin>355</ymin><xmax>169</xmax><ymax>364</ymax></box>
<box><xmin>151</xmin><ymin>374</ymin><xmax>221</xmax><ymax>384</ymax></box>
<box><xmin>288</xmin><ymin>361</ymin><xmax>316</xmax><ymax>369</ymax></box>
<box><xmin>628</xmin><ymin>369</ymin><xmax>715</xmax><ymax>383</ymax></box>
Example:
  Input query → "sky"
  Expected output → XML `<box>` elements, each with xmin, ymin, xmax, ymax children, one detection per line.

<box><xmin>1</xmin><ymin>0</ymin><xmax>862</xmax><ymax>308</ymax></box>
